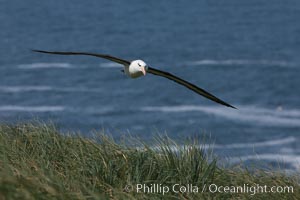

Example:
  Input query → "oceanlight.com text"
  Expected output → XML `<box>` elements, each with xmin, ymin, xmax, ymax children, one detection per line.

<box><xmin>207</xmin><ymin>183</ymin><xmax>293</xmax><ymax>195</ymax></box>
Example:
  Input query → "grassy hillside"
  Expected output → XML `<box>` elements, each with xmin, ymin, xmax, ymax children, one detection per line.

<box><xmin>0</xmin><ymin>123</ymin><xmax>299</xmax><ymax>199</ymax></box>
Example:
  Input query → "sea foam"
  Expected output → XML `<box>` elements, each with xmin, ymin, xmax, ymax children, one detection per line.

<box><xmin>141</xmin><ymin>105</ymin><xmax>300</xmax><ymax>127</ymax></box>
<box><xmin>0</xmin><ymin>105</ymin><xmax>65</xmax><ymax>112</ymax></box>
<box><xmin>18</xmin><ymin>63</ymin><xmax>73</xmax><ymax>69</ymax></box>
<box><xmin>188</xmin><ymin>59</ymin><xmax>296</xmax><ymax>68</ymax></box>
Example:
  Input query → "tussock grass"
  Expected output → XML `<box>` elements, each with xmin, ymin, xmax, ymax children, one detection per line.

<box><xmin>0</xmin><ymin>123</ymin><xmax>299</xmax><ymax>199</ymax></box>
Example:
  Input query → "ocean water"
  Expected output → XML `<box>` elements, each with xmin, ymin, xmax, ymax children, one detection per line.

<box><xmin>1</xmin><ymin>0</ymin><xmax>300</xmax><ymax>170</ymax></box>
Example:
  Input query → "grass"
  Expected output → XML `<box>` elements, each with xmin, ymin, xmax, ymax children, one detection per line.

<box><xmin>0</xmin><ymin>123</ymin><xmax>299</xmax><ymax>199</ymax></box>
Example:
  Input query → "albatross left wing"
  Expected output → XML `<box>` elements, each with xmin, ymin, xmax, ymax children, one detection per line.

<box><xmin>32</xmin><ymin>50</ymin><xmax>131</xmax><ymax>66</ymax></box>
<box><xmin>147</xmin><ymin>66</ymin><xmax>236</xmax><ymax>109</ymax></box>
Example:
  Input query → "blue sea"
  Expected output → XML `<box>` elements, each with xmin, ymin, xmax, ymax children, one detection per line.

<box><xmin>1</xmin><ymin>0</ymin><xmax>300</xmax><ymax>171</ymax></box>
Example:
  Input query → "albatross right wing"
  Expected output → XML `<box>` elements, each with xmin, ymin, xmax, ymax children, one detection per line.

<box><xmin>147</xmin><ymin>66</ymin><xmax>236</xmax><ymax>109</ymax></box>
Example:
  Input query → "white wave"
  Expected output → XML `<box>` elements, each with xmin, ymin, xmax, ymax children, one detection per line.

<box><xmin>214</xmin><ymin>136</ymin><xmax>296</xmax><ymax>149</ymax></box>
<box><xmin>230</xmin><ymin>154</ymin><xmax>300</xmax><ymax>169</ymax></box>
<box><xmin>0</xmin><ymin>86</ymin><xmax>103</xmax><ymax>93</ymax></box>
<box><xmin>141</xmin><ymin>105</ymin><xmax>300</xmax><ymax>127</ymax></box>
<box><xmin>18</xmin><ymin>63</ymin><xmax>72</xmax><ymax>69</ymax></box>
<box><xmin>99</xmin><ymin>62</ymin><xmax>123</xmax><ymax>68</ymax></box>
<box><xmin>189</xmin><ymin>59</ymin><xmax>295</xmax><ymax>67</ymax></box>
<box><xmin>75</xmin><ymin>106</ymin><xmax>116</xmax><ymax>114</ymax></box>
<box><xmin>0</xmin><ymin>86</ymin><xmax>53</xmax><ymax>92</ymax></box>
<box><xmin>0</xmin><ymin>105</ymin><xmax>65</xmax><ymax>112</ymax></box>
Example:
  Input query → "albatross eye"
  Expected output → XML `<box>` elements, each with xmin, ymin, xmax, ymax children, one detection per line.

<box><xmin>138</xmin><ymin>63</ymin><xmax>141</xmax><ymax>67</ymax></box>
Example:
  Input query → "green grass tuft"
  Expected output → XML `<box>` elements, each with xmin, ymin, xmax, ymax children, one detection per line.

<box><xmin>0</xmin><ymin>123</ymin><xmax>299</xmax><ymax>199</ymax></box>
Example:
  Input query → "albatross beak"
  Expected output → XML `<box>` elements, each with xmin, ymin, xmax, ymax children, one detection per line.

<box><xmin>141</xmin><ymin>66</ymin><xmax>146</xmax><ymax>76</ymax></box>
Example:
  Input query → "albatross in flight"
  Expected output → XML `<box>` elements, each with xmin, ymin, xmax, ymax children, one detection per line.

<box><xmin>32</xmin><ymin>50</ymin><xmax>236</xmax><ymax>109</ymax></box>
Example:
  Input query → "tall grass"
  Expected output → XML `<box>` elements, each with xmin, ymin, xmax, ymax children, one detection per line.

<box><xmin>0</xmin><ymin>123</ymin><xmax>299</xmax><ymax>199</ymax></box>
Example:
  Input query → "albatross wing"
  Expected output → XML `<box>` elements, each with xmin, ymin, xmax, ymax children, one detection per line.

<box><xmin>147</xmin><ymin>66</ymin><xmax>236</xmax><ymax>109</ymax></box>
<box><xmin>32</xmin><ymin>50</ymin><xmax>131</xmax><ymax>66</ymax></box>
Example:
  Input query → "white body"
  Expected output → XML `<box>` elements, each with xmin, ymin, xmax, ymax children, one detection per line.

<box><xmin>125</xmin><ymin>60</ymin><xmax>147</xmax><ymax>78</ymax></box>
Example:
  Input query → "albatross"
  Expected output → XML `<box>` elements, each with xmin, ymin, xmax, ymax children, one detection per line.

<box><xmin>32</xmin><ymin>50</ymin><xmax>236</xmax><ymax>109</ymax></box>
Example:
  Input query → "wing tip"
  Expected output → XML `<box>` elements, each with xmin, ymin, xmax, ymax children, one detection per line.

<box><xmin>31</xmin><ymin>49</ymin><xmax>45</xmax><ymax>53</ymax></box>
<box><xmin>225</xmin><ymin>103</ymin><xmax>237</xmax><ymax>109</ymax></box>
<box><xmin>229</xmin><ymin>105</ymin><xmax>238</xmax><ymax>109</ymax></box>
<box><xmin>218</xmin><ymin>99</ymin><xmax>237</xmax><ymax>109</ymax></box>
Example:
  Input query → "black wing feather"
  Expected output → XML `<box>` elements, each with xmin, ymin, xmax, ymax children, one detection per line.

<box><xmin>32</xmin><ymin>50</ymin><xmax>130</xmax><ymax>65</ymax></box>
<box><xmin>147</xmin><ymin>67</ymin><xmax>236</xmax><ymax>109</ymax></box>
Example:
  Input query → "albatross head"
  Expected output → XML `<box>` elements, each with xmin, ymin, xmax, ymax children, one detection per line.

<box><xmin>128</xmin><ymin>60</ymin><xmax>147</xmax><ymax>78</ymax></box>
